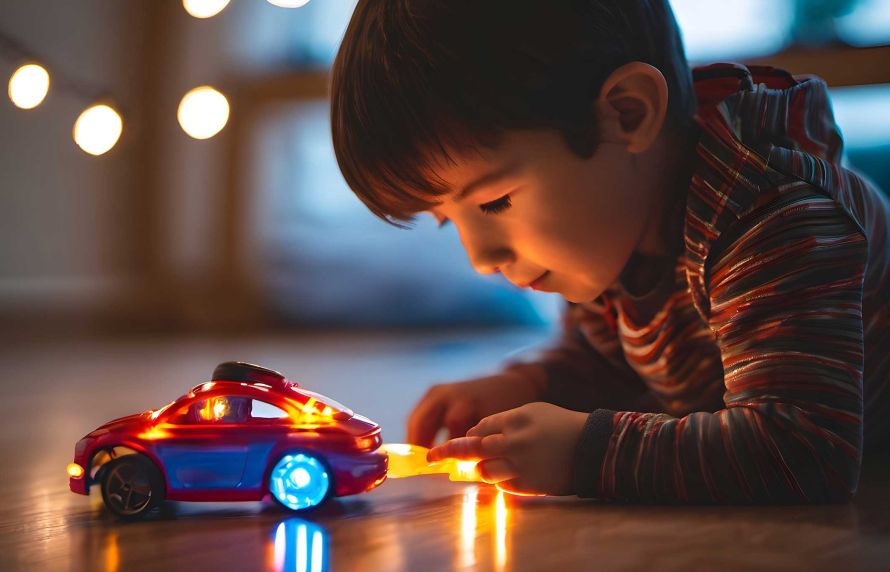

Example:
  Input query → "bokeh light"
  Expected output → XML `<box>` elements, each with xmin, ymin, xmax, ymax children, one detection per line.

<box><xmin>267</xmin><ymin>0</ymin><xmax>312</xmax><ymax>8</ymax></box>
<box><xmin>73</xmin><ymin>104</ymin><xmax>123</xmax><ymax>156</ymax></box>
<box><xmin>177</xmin><ymin>86</ymin><xmax>230</xmax><ymax>140</ymax></box>
<box><xmin>8</xmin><ymin>64</ymin><xmax>50</xmax><ymax>110</ymax></box>
<box><xmin>182</xmin><ymin>0</ymin><xmax>231</xmax><ymax>19</ymax></box>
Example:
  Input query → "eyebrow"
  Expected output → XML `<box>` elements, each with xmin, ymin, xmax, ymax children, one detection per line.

<box><xmin>455</xmin><ymin>162</ymin><xmax>520</xmax><ymax>202</ymax></box>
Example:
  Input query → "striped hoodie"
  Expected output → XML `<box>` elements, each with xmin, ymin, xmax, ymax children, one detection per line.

<box><xmin>503</xmin><ymin>63</ymin><xmax>890</xmax><ymax>503</ymax></box>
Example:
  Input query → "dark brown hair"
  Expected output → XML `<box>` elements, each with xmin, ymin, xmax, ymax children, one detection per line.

<box><xmin>330</xmin><ymin>0</ymin><xmax>695</xmax><ymax>229</ymax></box>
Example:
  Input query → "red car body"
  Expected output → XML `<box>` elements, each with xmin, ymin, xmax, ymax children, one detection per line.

<box><xmin>69</xmin><ymin>364</ymin><xmax>387</xmax><ymax>508</ymax></box>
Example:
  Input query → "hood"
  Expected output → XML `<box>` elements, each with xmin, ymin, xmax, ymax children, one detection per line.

<box><xmin>336</xmin><ymin>413</ymin><xmax>379</xmax><ymax>437</ymax></box>
<box><xmin>88</xmin><ymin>411</ymin><xmax>150</xmax><ymax>436</ymax></box>
<box><xmin>693</xmin><ymin>63</ymin><xmax>844</xmax><ymax>164</ymax></box>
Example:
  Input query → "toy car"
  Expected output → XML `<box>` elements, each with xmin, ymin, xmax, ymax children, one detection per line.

<box><xmin>67</xmin><ymin>362</ymin><xmax>388</xmax><ymax>519</ymax></box>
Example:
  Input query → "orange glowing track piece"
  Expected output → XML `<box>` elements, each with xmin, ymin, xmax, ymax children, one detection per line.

<box><xmin>381</xmin><ymin>443</ymin><xmax>482</xmax><ymax>482</ymax></box>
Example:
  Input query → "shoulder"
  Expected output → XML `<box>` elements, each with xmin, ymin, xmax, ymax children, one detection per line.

<box><xmin>704</xmin><ymin>183</ymin><xmax>868</xmax><ymax>311</ymax></box>
<box><xmin>708</xmin><ymin>183</ymin><xmax>866</xmax><ymax>270</ymax></box>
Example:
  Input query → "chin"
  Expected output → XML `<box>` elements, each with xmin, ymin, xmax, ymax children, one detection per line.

<box><xmin>560</xmin><ymin>283</ymin><xmax>604</xmax><ymax>304</ymax></box>
<box><xmin>560</xmin><ymin>290</ymin><xmax>594</xmax><ymax>304</ymax></box>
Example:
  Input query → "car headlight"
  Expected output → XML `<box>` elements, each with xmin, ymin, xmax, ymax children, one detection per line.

<box><xmin>67</xmin><ymin>463</ymin><xmax>85</xmax><ymax>478</ymax></box>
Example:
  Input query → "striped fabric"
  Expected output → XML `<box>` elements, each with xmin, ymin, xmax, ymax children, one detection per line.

<box><xmin>503</xmin><ymin>63</ymin><xmax>890</xmax><ymax>503</ymax></box>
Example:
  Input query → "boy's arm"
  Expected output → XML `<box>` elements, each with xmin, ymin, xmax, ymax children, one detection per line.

<box><xmin>574</xmin><ymin>189</ymin><xmax>867</xmax><ymax>503</ymax></box>
<box><xmin>500</xmin><ymin>299</ymin><xmax>653</xmax><ymax>412</ymax></box>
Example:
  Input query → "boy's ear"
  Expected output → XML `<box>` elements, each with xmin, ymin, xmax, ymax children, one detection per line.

<box><xmin>594</xmin><ymin>62</ymin><xmax>669</xmax><ymax>154</ymax></box>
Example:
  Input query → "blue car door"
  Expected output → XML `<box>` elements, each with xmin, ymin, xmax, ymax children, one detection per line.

<box><xmin>154</xmin><ymin>396</ymin><xmax>250</xmax><ymax>489</ymax></box>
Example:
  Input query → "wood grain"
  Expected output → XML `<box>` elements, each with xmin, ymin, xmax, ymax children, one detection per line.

<box><xmin>1</xmin><ymin>330</ymin><xmax>888</xmax><ymax>571</ymax></box>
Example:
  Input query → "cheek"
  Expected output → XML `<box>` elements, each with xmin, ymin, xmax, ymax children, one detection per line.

<box><xmin>523</xmin><ymin>150</ymin><xmax>649</xmax><ymax>282</ymax></box>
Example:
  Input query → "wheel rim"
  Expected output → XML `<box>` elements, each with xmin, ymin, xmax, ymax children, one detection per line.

<box><xmin>105</xmin><ymin>461</ymin><xmax>153</xmax><ymax>515</ymax></box>
<box><xmin>269</xmin><ymin>453</ymin><xmax>330</xmax><ymax>510</ymax></box>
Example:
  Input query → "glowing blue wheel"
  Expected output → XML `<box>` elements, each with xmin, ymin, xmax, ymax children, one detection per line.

<box><xmin>269</xmin><ymin>453</ymin><xmax>331</xmax><ymax>511</ymax></box>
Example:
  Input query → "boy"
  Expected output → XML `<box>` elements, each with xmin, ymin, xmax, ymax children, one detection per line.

<box><xmin>330</xmin><ymin>0</ymin><xmax>890</xmax><ymax>503</ymax></box>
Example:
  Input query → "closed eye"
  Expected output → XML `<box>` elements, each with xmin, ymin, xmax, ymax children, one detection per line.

<box><xmin>480</xmin><ymin>194</ymin><xmax>511</xmax><ymax>215</ymax></box>
<box><xmin>434</xmin><ymin>193</ymin><xmax>511</xmax><ymax>229</ymax></box>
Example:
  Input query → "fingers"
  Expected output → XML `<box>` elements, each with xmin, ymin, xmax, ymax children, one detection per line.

<box><xmin>443</xmin><ymin>399</ymin><xmax>475</xmax><ymax>440</ymax></box>
<box><xmin>494</xmin><ymin>479</ymin><xmax>547</xmax><ymax>497</ymax></box>
<box><xmin>466</xmin><ymin>406</ymin><xmax>527</xmax><ymax>438</ymax></box>
<box><xmin>476</xmin><ymin>458</ymin><xmax>518</xmax><ymax>484</ymax></box>
<box><xmin>407</xmin><ymin>390</ymin><xmax>447</xmax><ymax>447</ymax></box>
<box><xmin>427</xmin><ymin>433</ymin><xmax>508</xmax><ymax>462</ymax></box>
<box><xmin>428</xmin><ymin>435</ymin><xmax>483</xmax><ymax>462</ymax></box>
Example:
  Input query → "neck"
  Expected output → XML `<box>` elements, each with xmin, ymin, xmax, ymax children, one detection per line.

<box><xmin>634</xmin><ymin>124</ymin><xmax>700</xmax><ymax>258</ymax></box>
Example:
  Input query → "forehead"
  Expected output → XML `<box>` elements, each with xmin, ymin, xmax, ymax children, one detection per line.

<box><xmin>423</xmin><ymin>136</ymin><xmax>523</xmax><ymax>204</ymax></box>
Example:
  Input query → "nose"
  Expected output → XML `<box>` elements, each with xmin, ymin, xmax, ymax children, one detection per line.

<box><xmin>471</xmin><ymin>251</ymin><xmax>512</xmax><ymax>275</ymax></box>
<box><xmin>458</xmin><ymin>226</ymin><xmax>514</xmax><ymax>276</ymax></box>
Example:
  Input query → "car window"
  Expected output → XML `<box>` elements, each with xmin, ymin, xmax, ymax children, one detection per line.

<box><xmin>172</xmin><ymin>395</ymin><xmax>252</xmax><ymax>424</ymax></box>
<box><xmin>250</xmin><ymin>399</ymin><xmax>289</xmax><ymax>420</ymax></box>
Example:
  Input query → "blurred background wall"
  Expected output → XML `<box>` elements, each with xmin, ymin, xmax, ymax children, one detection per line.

<box><xmin>1</xmin><ymin>0</ymin><xmax>888</xmax><ymax>340</ymax></box>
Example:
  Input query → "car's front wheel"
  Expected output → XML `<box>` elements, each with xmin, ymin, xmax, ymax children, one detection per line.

<box><xmin>269</xmin><ymin>452</ymin><xmax>332</xmax><ymax>511</ymax></box>
<box><xmin>100</xmin><ymin>455</ymin><xmax>165</xmax><ymax>520</ymax></box>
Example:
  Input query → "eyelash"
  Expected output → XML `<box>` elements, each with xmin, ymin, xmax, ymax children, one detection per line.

<box><xmin>480</xmin><ymin>194</ymin><xmax>512</xmax><ymax>215</ymax></box>
<box><xmin>437</xmin><ymin>194</ymin><xmax>512</xmax><ymax>228</ymax></box>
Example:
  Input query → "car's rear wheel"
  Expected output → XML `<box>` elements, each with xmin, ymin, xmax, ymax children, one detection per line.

<box><xmin>100</xmin><ymin>455</ymin><xmax>164</xmax><ymax>520</ymax></box>
<box><xmin>269</xmin><ymin>452</ymin><xmax>332</xmax><ymax>511</ymax></box>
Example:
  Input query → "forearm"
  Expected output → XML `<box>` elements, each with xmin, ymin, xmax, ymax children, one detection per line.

<box><xmin>503</xmin><ymin>344</ymin><xmax>649</xmax><ymax>412</ymax></box>
<box><xmin>574</xmin><ymin>403</ymin><xmax>860</xmax><ymax>504</ymax></box>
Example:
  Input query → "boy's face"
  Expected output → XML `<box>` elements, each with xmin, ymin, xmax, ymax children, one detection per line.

<box><xmin>426</xmin><ymin>128</ymin><xmax>668</xmax><ymax>304</ymax></box>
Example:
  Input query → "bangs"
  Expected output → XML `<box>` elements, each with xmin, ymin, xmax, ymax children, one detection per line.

<box><xmin>332</xmin><ymin>88</ymin><xmax>506</xmax><ymax>229</ymax></box>
<box><xmin>330</xmin><ymin>0</ymin><xmax>510</xmax><ymax>229</ymax></box>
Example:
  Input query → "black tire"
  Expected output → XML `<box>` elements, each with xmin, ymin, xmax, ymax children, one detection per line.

<box><xmin>100</xmin><ymin>455</ymin><xmax>165</xmax><ymax>520</ymax></box>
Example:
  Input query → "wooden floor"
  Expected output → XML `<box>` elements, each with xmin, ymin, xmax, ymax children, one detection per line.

<box><xmin>1</xmin><ymin>329</ymin><xmax>889</xmax><ymax>572</ymax></box>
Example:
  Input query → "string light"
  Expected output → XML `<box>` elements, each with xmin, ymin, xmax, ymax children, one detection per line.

<box><xmin>177</xmin><ymin>86</ymin><xmax>230</xmax><ymax>139</ymax></box>
<box><xmin>8</xmin><ymin>63</ymin><xmax>50</xmax><ymax>109</ymax></box>
<box><xmin>267</xmin><ymin>0</ymin><xmax>312</xmax><ymax>8</ymax></box>
<box><xmin>182</xmin><ymin>0</ymin><xmax>231</xmax><ymax>19</ymax></box>
<box><xmin>4</xmin><ymin>32</ymin><xmax>124</xmax><ymax>157</ymax></box>
<box><xmin>73</xmin><ymin>104</ymin><xmax>123</xmax><ymax>156</ymax></box>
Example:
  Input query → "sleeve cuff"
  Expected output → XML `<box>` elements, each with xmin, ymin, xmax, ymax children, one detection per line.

<box><xmin>573</xmin><ymin>408</ymin><xmax>615</xmax><ymax>498</ymax></box>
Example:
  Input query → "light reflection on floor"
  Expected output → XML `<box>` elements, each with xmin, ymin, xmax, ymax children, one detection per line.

<box><xmin>271</xmin><ymin>519</ymin><xmax>327</xmax><ymax>572</ymax></box>
<box><xmin>460</xmin><ymin>485</ymin><xmax>478</xmax><ymax>568</ymax></box>
<box><xmin>457</xmin><ymin>485</ymin><xmax>510</xmax><ymax>572</ymax></box>
<box><xmin>256</xmin><ymin>486</ymin><xmax>511</xmax><ymax>572</ymax></box>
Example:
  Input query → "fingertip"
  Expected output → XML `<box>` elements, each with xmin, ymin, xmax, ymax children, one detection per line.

<box><xmin>426</xmin><ymin>445</ymin><xmax>443</xmax><ymax>462</ymax></box>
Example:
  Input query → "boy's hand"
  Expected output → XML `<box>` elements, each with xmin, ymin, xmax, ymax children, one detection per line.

<box><xmin>427</xmin><ymin>402</ymin><xmax>589</xmax><ymax>496</ymax></box>
<box><xmin>407</xmin><ymin>369</ymin><xmax>544</xmax><ymax>448</ymax></box>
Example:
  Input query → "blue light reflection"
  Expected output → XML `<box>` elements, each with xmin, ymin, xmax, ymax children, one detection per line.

<box><xmin>272</xmin><ymin>518</ymin><xmax>329</xmax><ymax>572</ymax></box>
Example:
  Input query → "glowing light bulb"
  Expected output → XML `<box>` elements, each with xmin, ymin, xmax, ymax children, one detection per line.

<box><xmin>267</xmin><ymin>0</ymin><xmax>311</xmax><ymax>7</ymax></box>
<box><xmin>67</xmin><ymin>463</ymin><xmax>84</xmax><ymax>478</ymax></box>
<box><xmin>73</xmin><ymin>104</ymin><xmax>123</xmax><ymax>156</ymax></box>
<box><xmin>182</xmin><ymin>0</ymin><xmax>230</xmax><ymax>18</ymax></box>
<box><xmin>8</xmin><ymin>64</ymin><xmax>50</xmax><ymax>109</ymax></box>
<box><xmin>177</xmin><ymin>86</ymin><xmax>229</xmax><ymax>139</ymax></box>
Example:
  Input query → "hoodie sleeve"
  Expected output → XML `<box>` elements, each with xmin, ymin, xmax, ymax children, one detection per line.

<box><xmin>574</xmin><ymin>187</ymin><xmax>867</xmax><ymax>503</ymax></box>
<box><xmin>500</xmin><ymin>299</ymin><xmax>654</xmax><ymax>413</ymax></box>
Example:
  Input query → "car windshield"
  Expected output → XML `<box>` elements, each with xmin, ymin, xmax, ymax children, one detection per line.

<box><xmin>149</xmin><ymin>400</ymin><xmax>177</xmax><ymax>420</ymax></box>
<box><xmin>291</xmin><ymin>387</ymin><xmax>353</xmax><ymax>418</ymax></box>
